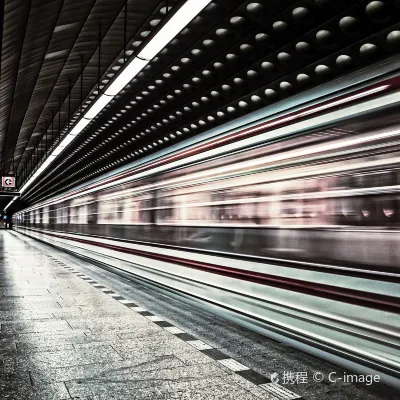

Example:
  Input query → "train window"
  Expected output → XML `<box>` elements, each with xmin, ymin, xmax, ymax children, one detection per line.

<box><xmin>384</xmin><ymin>171</ymin><xmax>397</xmax><ymax>187</ymax></box>
<box><xmin>117</xmin><ymin>201</ymin><xmax>124</xmax><ymax>220</ymax></box>
<box><xmin>139</xmin><ymin>199</ymin><xmax>152</xmax><ymax>223</ymax></box>
<box><xmin>70</xmin><ymin>207</ymin><xmax>77</xmax><ymax>223</ymax></box>
<box><xmin>62</xmin><ymin>203</ymin><xmax>69</xmax><ymax>224</ymax></box>
<box><xmin>214</xmin><ymin>191</ymin><xmax>258</xmax><ymax>223</ymax></box>
<box><xmin>394</xmin><ymin>170</ymin><xmax>400</xmax><ymax>185</ymax></box>
<box><xmin>211</xmin><ymin>191</ymin><xmax>226</xmax><ymax>221</ymax></box>
<box><xmin>186</xmin><ymin>206</ymin><xmax>207</xmax><ymax>221</ymax></box>
<box><xmin>236</xmin><ymin>201</ymin><xmax>259</xmax><ymax>223</ymax></box>
<box><xmin>157</xmin><ymin>197</ymin><xmax>174</xmax><ymax>221</ymax></box>
<box><xmin>280</xmin><ymin>200</ymin><xmax>298</xmax><ymax>217</ymax></box>
<box><xmin>87</xmin><ymin>201</ymin><xmax>98</xmax><ymax>224</ymax></box>
<box><xmin>337</xmin><ymin>175</ymin><xmax>355</xmax><ymax>189</ymax></box>
<box><xmin>43</xmin><ymin>207</ymin><xmax>49</xmax><ymax>224</ymax></box>
<box><xmin>356</xmin><ymin>171</ymin><xmax>393</xmax><ymax>189</ymax></box>
<box><xmin>303</xmin><ymin>199</ymin><xmax>316</xmax><ymax>218</ymax></box>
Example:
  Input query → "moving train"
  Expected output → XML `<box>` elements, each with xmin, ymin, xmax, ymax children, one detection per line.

<box><xmin>16</xmin><ymin>122</ymin><xmax>400</xmax><ymax>268</ymax></box>
<box><xmin>13</xmin><ymin>73</ymin><xmax>400</xmax><ymax>388</ymax></box>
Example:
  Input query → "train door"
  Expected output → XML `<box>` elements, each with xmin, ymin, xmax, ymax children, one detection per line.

<box><xmin>87</xmin><ymin>196</ymin><xmax>98</xmax><ymax>225</ymax></box>
<box><xmin>49</xmin><ymin>204</ymin><xmax>56</xmax><ymax>229</ymax></box>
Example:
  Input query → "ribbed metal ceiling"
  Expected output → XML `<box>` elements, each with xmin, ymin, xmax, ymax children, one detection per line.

<box><xmin>1</xmin><ymin>0</ymin><xmax>400</xmax><ymax>211</ymax></box>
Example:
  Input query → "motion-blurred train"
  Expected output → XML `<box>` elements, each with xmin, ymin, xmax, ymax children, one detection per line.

<box><xmin>13</xmin><ymin>72</ymin><xmax>400</xmax><ymax>387</ymax></box>
<box><xmin>17</xmin><ymin>124</ymin><xmax>400</xmax><ymax>268</ymax></box>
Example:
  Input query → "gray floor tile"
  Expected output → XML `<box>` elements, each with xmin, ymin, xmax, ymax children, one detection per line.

<box><xmin>2</xmin><ymin>319</ymin><xmax>72</xmax><ymax>334</ymax></box>
<box><xmin>31</xmin><ymin>355</ymin><xmax>186</xmax><ymax>385</ymax></box>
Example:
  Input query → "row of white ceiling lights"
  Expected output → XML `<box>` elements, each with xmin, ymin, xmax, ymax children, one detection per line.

<box><xmin>5</xmin><ymin>0</ymin><xmax>212</xmax><ymax>210</ymax></box>
<box><xmin>24</xmin><ymin>4</ymin><xmax>228</xmax><ymax>198</ymax></box>
<box><xmin>23</xmin><ymin>4</ymin><xmax>268</xmax><ymax>193</ymax></box>
<box><xmin>21</xmin><ymin>2</ymin><xmax>330</xmax><ymax>199</ymax></box>
<box><xmin>20</xmin><ymin>3</ymin><xmax>201</xmax><ymax>201</ymax></box>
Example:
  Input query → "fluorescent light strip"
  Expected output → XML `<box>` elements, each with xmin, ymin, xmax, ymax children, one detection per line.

<box><xmin>105</xmin><ymin>0</ymin><xmax>212</xmax><ymax>95</ymax></box>
<box><xmin>138</xmin><ymin>0</ymin><xmax>212</xmax><ymax>61</ymax></box>
<box><xmin>69</xmin><ymin>118</ymin><xmax>91</xmax><ymax>136</ymax></box>
<box><xmin>105</xmin><ymin>58</ymin><xmax>149</xmax><ymax>96</ymax></box>
<box><xmin>18</xmin><ymin>0</ymin><xmax>211</xmax><ymax>195</ymax></box>
<box><xmin>84</xmin><ymin>94</ymin><xmax>114</xmax><ymax>119</ymax></box>
<box><xmin>4</xmin><ymin>196</ymin><xmax>19</xmax><ymax>211</ymax></box>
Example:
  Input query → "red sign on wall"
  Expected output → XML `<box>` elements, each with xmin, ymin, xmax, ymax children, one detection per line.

<box><xmin>2</xmin><ymin>176</ymin><xmax>15</xmax><ymax>188</ymax></box>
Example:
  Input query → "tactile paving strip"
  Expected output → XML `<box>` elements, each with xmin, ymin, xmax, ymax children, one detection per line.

<box><xmin>260</xmin><ymin>383</ymin><xmax>303</xmax><ymax>400</ymax></box>
<box><xmin>187</xmin><ymin>340</ymin><xmax>213</xmax><ymax>351</ymax></box>
<box><xmin>218</xmin><ymin>358</ymin><xmax>249</xmax><ymax>372</ymax></box>
<box><xmin>46</xmin><ymin>253</ymin><xmax>305</xmax><ymax>400</ymax></box>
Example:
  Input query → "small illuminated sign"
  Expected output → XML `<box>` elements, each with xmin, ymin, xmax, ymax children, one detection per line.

<box><xmin>1</xmin><ymin>176</ymin><xmax>15</xmax><ymax>187</ymax></box>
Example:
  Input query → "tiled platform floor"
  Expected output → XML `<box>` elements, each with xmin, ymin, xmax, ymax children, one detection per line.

<box><xmin>3</xmin><ymin>230</ymin><xmax>400</xmax><ymax>400</ymax></box>
<box><xmin>0</xmin><ymin>231</ymin><xmax>288</xmax><ymax>400</ymax></box>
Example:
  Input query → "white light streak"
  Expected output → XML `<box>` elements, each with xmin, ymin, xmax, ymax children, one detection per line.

<box><xmin>138</xmin><ymin>0</ymin><xmax>211</xmax><ymax>61</ymax></box>
<box><xmin>105</xmin><ymin>58</ymin><xmax>149</xmax><ymax>96</ymax></box>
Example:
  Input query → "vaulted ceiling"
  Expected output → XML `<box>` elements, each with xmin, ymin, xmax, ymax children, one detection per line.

<box><xmin>1</xmin><ymin>0</ymin><xmax>400</xmax><ymax>211</ymax></box>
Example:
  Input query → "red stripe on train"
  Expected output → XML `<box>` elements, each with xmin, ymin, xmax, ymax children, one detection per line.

<box><xmin>23</xmin><ymin>228</ymin><xmax>400</xmax><ymax>314</ymax></box>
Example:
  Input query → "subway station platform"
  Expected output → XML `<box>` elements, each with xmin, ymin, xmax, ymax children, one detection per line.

<box><xmin>0</xmin><ymin>231</ymin><xmax>397</xmax><ymax>400</ymax></box>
